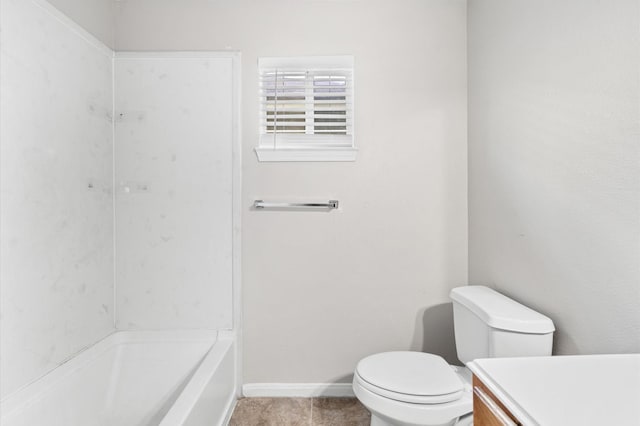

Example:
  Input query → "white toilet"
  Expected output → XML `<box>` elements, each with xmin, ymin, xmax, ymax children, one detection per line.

<box><xmin>352</xmin><ymin>285</ymin><xmax>555</xmax><ymax>426</ymax></box>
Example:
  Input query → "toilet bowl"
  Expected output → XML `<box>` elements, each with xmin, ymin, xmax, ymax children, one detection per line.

<box><xmin>352</xmin><ymin>352</ymin><xmax>472</xmax><ymax>426</ymax></box>
<box><xmin>352</xmin><ymin>286</ymin><xmax>555</xmax><ymax>426</ymax></box>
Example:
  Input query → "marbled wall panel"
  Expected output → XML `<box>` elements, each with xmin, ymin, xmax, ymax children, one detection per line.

<box><xmin>0</xmin><ymin>0</ymin><xmax>114</xmax><ymax>398</ymax></box>
<box><xmin>114</xmin><ymin>55</ymin><xmax>233</xmax><ymax>330</ymax></box>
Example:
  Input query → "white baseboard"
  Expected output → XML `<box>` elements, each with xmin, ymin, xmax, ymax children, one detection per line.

<box><xmin>242</xmin><ymin>383</ymin><xmax>355</xmax><ymax>398</ymax></box>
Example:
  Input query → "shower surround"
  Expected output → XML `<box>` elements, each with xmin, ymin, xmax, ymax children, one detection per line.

<box><xmin>0</xmin><ymin>0</ymin><xmax>241</xmax><ymax>423</ymax></box>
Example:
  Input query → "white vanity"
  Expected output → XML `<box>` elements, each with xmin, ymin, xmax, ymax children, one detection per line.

<box><xmin>468</xmin><ymin>354</ymin><xmax>640</xmax><ymax>425</ymax></box>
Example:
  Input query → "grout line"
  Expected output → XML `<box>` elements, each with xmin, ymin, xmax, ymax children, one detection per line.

<box><xmin>309</xmin><ymin>397</ymin><xmax>313</xmax><ymax>426</ymax></box>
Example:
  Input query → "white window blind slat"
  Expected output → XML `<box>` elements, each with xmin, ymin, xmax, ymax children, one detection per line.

<box><xmin>264</xmin><ymin>120</ymin><xmax>353</xmax><ymax>127</ymax></box>
<box><xmin>261</xmin><ymin>113</ymin><xmax>350</xmax><ymax>119</ymax></box>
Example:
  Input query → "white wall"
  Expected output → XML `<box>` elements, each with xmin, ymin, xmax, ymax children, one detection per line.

<box><xmin>114</xmin><ymin>53</ymin><xmax>234</xmax><ymax>330</ymax></box>
<box><xmin>0</xmin><ymin>0</ymin><xmax>114</xmax><ymax>398</ymax></box>
<box><xmin>468</xmin><ymin>0</ymin><xmax>640</xmax><ymax>355</ymax></box>
<box><xmin>46</xmin><ymin>0</ymin><xmax>114</xmax><ymax>48</ymax></box>
<box><xmin>115</xmin><ymin>0</ymin><xmax>468</xmax><ymax>384</ymax></box>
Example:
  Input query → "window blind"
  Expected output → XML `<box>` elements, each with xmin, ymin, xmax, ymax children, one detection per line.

<box><xmin>259</xmin><ymin>58</ymin><xmax>354</xmax><ymax>149</ymax></box>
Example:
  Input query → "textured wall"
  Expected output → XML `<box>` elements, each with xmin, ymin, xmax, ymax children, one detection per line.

<box><xmin>114</xmin><ymin>54</ymin><xmax>234</xmax><ymax>330</ymax></box>
<box><xmin>0</xmin><ymin>0</ymin><xmax>114</xmax><ymax>398</ymax></box>
<box><xmin>115</xmin><ymin>0</ymin><xmax>468</xmax><ymax>384</ymax></box>
<box><xmin>468</xmin><ymin>0</ymin><xmax>640</xmax><ymax>355</ymax></box>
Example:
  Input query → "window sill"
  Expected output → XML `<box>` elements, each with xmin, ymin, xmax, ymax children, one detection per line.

<box><xmin>254</xmin><ymin>147</ymin><xmax>358</xmax><ymax>162</ymax></box>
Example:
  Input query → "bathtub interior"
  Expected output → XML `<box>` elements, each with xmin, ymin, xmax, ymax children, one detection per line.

<box><xmin>0</xmin><ymin>331</ymin><xmax>234</xmax><ymax>426</ymax></box>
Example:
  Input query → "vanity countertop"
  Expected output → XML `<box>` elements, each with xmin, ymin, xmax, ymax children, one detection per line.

<box><xmin>467</xmin><ymin>354</ymin><xmax>640</xmax><ymax>426</ymax></box>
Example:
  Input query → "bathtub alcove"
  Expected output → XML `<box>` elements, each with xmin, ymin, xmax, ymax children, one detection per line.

<box><xmin>0</xmin><ymin>1</ymin><xmax>242</xmax><ymax>424</ymax></box>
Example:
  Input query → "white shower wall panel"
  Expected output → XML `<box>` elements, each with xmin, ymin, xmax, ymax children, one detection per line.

<box><xmin>114</xmin><ymin>54</ymin><xmax>233</xmax><ymax>329</ymax></box>
<box><xmin>0</xmin><ymin>0</ymin><xmax>114</xmax><ymax>398</ymax></box>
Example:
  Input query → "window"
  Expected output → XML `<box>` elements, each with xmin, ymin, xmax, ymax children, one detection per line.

<box><xmin>256</xmin><ymin>56</ymin><xmax>357</xmax><ymax>162</ymax></box>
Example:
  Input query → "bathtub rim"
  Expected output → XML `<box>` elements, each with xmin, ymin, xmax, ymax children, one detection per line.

<box><xmin>159</xmin><ymin>332</ymin><xmax>236</xmax><ymax>425</ymax></box>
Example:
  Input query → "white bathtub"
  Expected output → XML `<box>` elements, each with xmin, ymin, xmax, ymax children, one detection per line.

<box><xmin>0</xmin><ymin>331</ymin><xmax>237</xmax><ymax>426</ymax></box>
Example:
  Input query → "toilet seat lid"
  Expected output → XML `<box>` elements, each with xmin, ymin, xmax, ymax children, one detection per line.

<box><xmin>356</xmin><ymin>352</ymin><xmax>464</xmax><ymax>402</ymax></box>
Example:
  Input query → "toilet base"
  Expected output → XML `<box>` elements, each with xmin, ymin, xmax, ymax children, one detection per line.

<box><xmin>370</xmin><ymin>413</ymin><xmax>453</xmax><ymax>426</ymax></box>
<box><xmin>369</xmin><ymin>413</ymin><xmax>472</xmax><ymax>426</ymax></box>
<box><xmin>370</xmin><ymin>414</ymin><xmax>391</xmax><ymax>426</ymax></box>
<box><xmin>370</xmin><ymin>414</ymin><xmax>395</xmax><ymax>426</ymax></box>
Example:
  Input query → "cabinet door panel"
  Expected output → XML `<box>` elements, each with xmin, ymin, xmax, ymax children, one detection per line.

<box><xmin>472</xmin><ymin>376</ymin><xmax>521</xmax><ymax>426</ymax></box>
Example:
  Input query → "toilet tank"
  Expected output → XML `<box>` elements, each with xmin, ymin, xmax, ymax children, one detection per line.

<box><xmin>450</xmin><ymin>286</ymin><xmax>555</xmax><ymax>364</ymax></box>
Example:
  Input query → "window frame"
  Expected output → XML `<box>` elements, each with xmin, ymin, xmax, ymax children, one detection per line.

<box><xmin>255</xmin><ymin>56</ymin><xmax>357</xmax><ymax>162</ymax></box>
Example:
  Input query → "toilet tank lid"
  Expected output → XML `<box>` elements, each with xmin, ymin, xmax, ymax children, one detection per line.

<box><xmin>450</xmin><ymin>286</ymin><xmax>555</xmax><ymax>334</ymax></box>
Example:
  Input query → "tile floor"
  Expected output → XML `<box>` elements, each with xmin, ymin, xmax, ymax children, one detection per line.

<box><xmin>229</xmin><ymin>397</ymin><xmax>371</xmax><ymax>426</ymax></box>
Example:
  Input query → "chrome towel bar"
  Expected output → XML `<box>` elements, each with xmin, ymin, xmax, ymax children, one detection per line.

<box><xmin>253</xmin><ymin>200</ymin><xmax>339</xmax><ymax>210</ymax></box>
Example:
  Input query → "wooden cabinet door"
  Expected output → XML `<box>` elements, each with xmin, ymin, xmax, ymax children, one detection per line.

<box><xmin>473</xmin><ymin>376</ymin><xmax>521</xmax><ymax>426</ymax></box>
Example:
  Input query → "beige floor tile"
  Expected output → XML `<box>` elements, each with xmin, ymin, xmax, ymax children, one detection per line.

<box><xmin>229</xmin><ymin>397</ymin><xmax>312</xmax><ymax>426</ymax></box>
<box><xmin>312</xmin><ymin>398</ymin><xmax>371</xmax><ymax>426</ymax></box>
